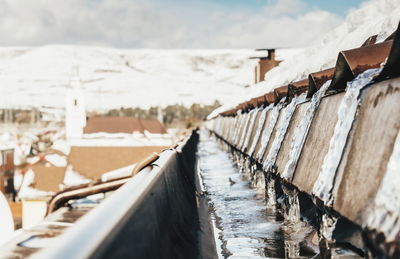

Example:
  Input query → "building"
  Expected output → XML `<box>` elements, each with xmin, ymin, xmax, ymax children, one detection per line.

<box><xmin>0</xmin><ymin>147</ymin><xmax>15</xmax><ymax>200</ymax></box>
<box><xmin>65</xmin><ymin>69</ymin><xmax>86</xmax><ymax>140</ymax></box>
<box><xmin>68</xmin><ymin>145</ymin><xmax>167</xmax><ymax>179</ymax></box>
<box><xmin>83</xmin><ymin>116</ymin><xmax>167</xmax><ymax>135</ymax></box>
<box><xmin>251</xmin><ymin>49</ymin><xmax>282</xmax><ymax>84</ymax></box>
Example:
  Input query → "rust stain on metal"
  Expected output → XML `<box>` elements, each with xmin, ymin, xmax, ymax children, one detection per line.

<box><xmin>132</xmin><ymin>153</ymin><xmax>159</xmax><ymax>176</ymax></box>
<box><xmin>307</xmin><ymin>68</ymin><xmax>335</xmax><ymax>98</ymax></box>
<box><xmin>256</xmin><ymin>95</ymin><xmax>266</xmax><ymax>107</ymax></box>
<box><xmin>288</xmin><ymin>78</ymin><xmax>309</xmax><ymax>98</ymax></box>
<box><xmin>264</xmin><ymin>92</ymin><xmax>276</xmax><ymax>104</ymax></box>
<box><xmin>250</xmin><ymin>98</ymin><xmax>258</xmax><ymax>108</ymax></box>
<box><xmin>361</xmin><ymin>35</ymin><xmax>377</xmax><ymax>47</ymax></box>
<box><xmin>329</xmin><ymin>40</ymin><xmax>393</xmax><ymax>91</ymax></box>
<box><xmin>274</xmin><ymin>85</ymin><xmax>288</xmax><ymax>101</ymax></box>
<box><xmin>376</xmin><ymin>22</ymin><xmax>400</xmax><ymax>81</ymax></box>
<box><xmin>47</xmin><ymin>177</ymin><xmax>130</xmax><ymax>215</ymax></box>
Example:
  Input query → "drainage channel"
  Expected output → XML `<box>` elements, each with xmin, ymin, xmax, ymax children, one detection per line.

<box><xmin>197</xmin><ymin>131</ymin><xmax>318</xmax><ymax>258</ymax></box>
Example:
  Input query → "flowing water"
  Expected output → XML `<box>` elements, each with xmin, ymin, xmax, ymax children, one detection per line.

<box><xmin>197</xmin><ymin>131</ymin><xmax>318</xmax><ymax>258</ymax></box>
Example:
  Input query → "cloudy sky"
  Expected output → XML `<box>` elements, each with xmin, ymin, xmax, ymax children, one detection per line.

<box><xmin>0</xmin><ymin>0</ymin><xmax>366</xmax><ymax>48</ymax></box>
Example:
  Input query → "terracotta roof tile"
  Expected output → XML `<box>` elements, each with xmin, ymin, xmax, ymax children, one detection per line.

<box><xmin>32</xmin><ymin>165</ymin><xmax>66</xmax><ymax>192</ymax></box>
<box><xmin>83</xmin><ymin>117</ymin><xmax>167</xmax><ymax>134</ymax></box>
<box><xmin>68</xmin><ymin>146</ymin><xmax>167</xmax><ymax>180</ymax></box>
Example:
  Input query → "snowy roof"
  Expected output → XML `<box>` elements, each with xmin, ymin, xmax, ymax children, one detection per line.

<box><xmin>68</xmin><ymin>145</ymin><xmax>167</xmax><ymax>179</ymax></box>
<box><xmin>31</xmin><ymin>165</ymin><xmax>66</xmax><ymax>193</ymax></box>
<box><xmin>83</xmin><ymin>116</ymin><xmax>167</xmax><ymax>134</ymax></box>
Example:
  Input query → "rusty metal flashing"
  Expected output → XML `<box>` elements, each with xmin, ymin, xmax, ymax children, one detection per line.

<box><xmin>288</xmin><ymin>78</ymin><xmax>309</xmax><ymax>99</ymax></box>
<box><xmin>257</xmin><ymin>95</ymin><xmax>267</xmax><ymax>107</ymax></box>
<box><xmin>361</xmin><ymin>35</ymin><xmax>378</xmax><ymax>47</ymax></box>
<box><xmin>249</xmin><ymin>56</ymin><xmax>269</xmax><ymax>59</ymax></box>
<box><xmin>307</xmin><ymin>68</ymin><xmax>335</xmax><ymax>98</ymax></box>
<box><xmin>131</xmin><ymin>152</ymin><xmax>159</xmax><ymax>175</ymax></box>
<box><xmin>328</xmin><ymin>40</ymin><xmax>393</xmax><ymax>91</ymax></box>
<box><xmin>375</xmin><ymin>22</ymin><xmax>400</xmax><ymax>82</ymax></box>
<box><xmin>250</xmin><ymin>98</ymin><xmax>258</xmax><ymax>108</ymax></box>
<box><xmin>264</xmin><ymin>92</ymin><xmax>276</xmax><ymax>104</ymax></box>
<box><xmin>246</xmin><ymin>101</ymin><xmax>254</xmax><ymax>111</ymax></box>
<box><xmin>274</xmin><ymin>85</ymin><xmax>289</xmax><ymax>102</ymax></box>
<box><xmin>47</xmin><ymin>152</ymin><xmax>162</xmax><ymax>215</ymax></box>
<box><xmin>46</xmin><ymin>177</ymin><xmax>131</xmax><ymax>215</ymax></box>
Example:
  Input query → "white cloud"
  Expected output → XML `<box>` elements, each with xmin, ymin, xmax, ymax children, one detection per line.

<box><xmin>0</xmin><ymin>0</ymin><xmax>342</xmax><ymax>48</ymax></box>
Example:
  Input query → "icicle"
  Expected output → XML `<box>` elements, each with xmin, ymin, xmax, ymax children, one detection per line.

<box><xmin>285</xmin><ymin>240</ymin><xmax>300</xmax><ymax>258</ymax></box>
<box><xmin>319</xmin><ymin>214</ymin><xmax>338</xmax><ymax>258</ymax></box>
<box><xmin>366</xmin><ymin>130</ymin><xmax>400</xmax><ymax>242</ymax></box>
<box><xmin>255</xmin><ymin>103</ymin><xmax>282</xmax><ymax>161</ymax></box>
<box><xmin>285</xmin><ymin>188</ymin><xmax>301</xmax><ymax>223</ymax></box>
<box><xmin>282</xmin><ymin>81</ymin><xmax>331</xmax><ymax>181</ymax></box>
<box><xmin>313</xmin><ymin>68</ymin><xmax>381</xmax><ymax>206</ymax></box>
<box><xmin>263</xmin><ymin>94</ymin><xmax>307</xmax><ymax>172</ymax></box>
<box><xmin>248</xmin><ymin>104</ymin><xmax>274</xmax><ymax>157</ymax></box>
<box><xmin>265</xmin><ymin>175</ymin><xmax>277</xmax><ymax>210</ymax></box>
<box><xmin>320</xmin><ymin>214</ymin><xmax>337</xmax><ymax>242</ymax></box>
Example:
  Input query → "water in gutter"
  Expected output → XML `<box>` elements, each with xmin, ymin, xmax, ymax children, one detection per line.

<box><xmin>263</xmin><ymin>94</ymin><xmax>307</xmax><ymax>172</ymax></box>
<box><xmin>198</xmin><ymin>131</ymin><xmax>318</xmax><ymax>258</ymax></box>
<box><xmin>312</xmin><ymin>68</ymin><xmax>382</xmax><ymax>206</ymax></box>
<box><xmin>282</xmin><ymin>81</ymin><xmax>331</xmax><ymax>181</ymax></box>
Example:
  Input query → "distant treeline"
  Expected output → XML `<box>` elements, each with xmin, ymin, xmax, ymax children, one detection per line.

<box><xmin>99</xmin><ymin>101</ymin><xmax>221</xmax><ymax>128</ymax></box>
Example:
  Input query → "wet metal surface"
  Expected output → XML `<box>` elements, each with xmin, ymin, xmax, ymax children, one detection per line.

<box><xmin>329</xmin><ymin>41</ymin><xmax>392</xmax><ymax>91</ymax></box>
<box><xmin>197</xmin><ymin>131</ymin><xmax>316</xmax><ymax>258</ymax></box>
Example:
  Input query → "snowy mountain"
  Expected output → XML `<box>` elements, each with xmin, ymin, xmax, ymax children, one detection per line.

<box><xmin>0</xmin><ymin>46</ymin><xmax>299</xmax><ymax>111</ymax></box>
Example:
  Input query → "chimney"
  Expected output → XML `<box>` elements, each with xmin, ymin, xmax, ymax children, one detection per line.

<box><xmin>268</xmin><ymin>49</ymin><xmax>276</xmax><ymax>60</ymax></box>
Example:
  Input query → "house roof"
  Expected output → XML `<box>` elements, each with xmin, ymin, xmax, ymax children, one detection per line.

<box><xmin>140</xmin><ymin>119</ymin><xmax>167</xmax><ymax>134</ymax></box>
<box><xmin>68</xmin><ymin>146</ymin><xmax>167</xmax><ymax>180</ymax></box>
<box><xmin>83</xmin><ymin>117</ymin><xmax>144</xmax><ymax>134</ymax></box>
<box><xmin>31</xmin><ymin>165</ymin><xmax>66</xmax><ymax>192</ymax></box>
<box><xmin>83</xmin><ymin>117</ymin><xmax>167</xmax><ymax>134</ymax></box>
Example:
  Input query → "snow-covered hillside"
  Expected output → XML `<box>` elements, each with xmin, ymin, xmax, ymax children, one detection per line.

<box><xmin>0</xmin><ymin>47</ymin><xmax>254</xmax><ymax>110</ymax></box>
<box><xmin>0</xmin><ymin>46</ymin><xmax>298</xmax><ymax>110</ymax></box>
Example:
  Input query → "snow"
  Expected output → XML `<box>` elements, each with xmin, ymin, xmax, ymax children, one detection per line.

<box><xmin>256</xmin><ymin>103</ymin><xmax>281</xmax><ymax>161</ymax></box>
<box><xmin>367</xmin><ymin>130</ymin><xmax>400</xmax><ymax>241</ymax></box>
<box><xmin>263</xmin><ymin>94</ymin><xmax>306</xmax><ymax>172</ymax></box>
<box><xmin>17</xmin><ymin>169</ymin><xmax>53</xmax><ymax>199</ymax></box>
<box><xmin>70</xmin><ymin>132</ymin><xmax>173</xmax><ymax>147</ymax></box>
<box><xmin>52</xmin><ymin>139</ymin><xmax>71</xmax><ymax>155</ymax></box>
<box><xmin>312</xmin><ymin>68</ymin><xmax>382</xmax><ymax>206</ymax></box>
<box><xmin>248</xmin><ymin>104</ymin><xmax>272</xmax><ymax>157</ymax></box>
<box><xmin>0</xmin><ymin>192</ymin><xmax>14</xmax><ymax>246</ymax></box>
<box><xmin>282</xmin><ymin>80</ymin><xmax>331</xmax><ymax>181</ymax></box>
<box><xmin>0</xmin><ymin>46</ymin><xmax>303</xmax><ymax>111</ymax></box>
<box><xmin>63</xmin><ymin>166</ymin><xmax>91</xmax><ymax>187</ymax></box>
<box><xmin>101</xmin><ymin>164</ymin><xmax>136</xmax><ymax>182</ymax></box>
<box><xmin>45</xmin><ymin>154</ymin><xmax>67</xmax><ymax>167</ymax></box>
<box><xmin>209</xmin><ymin>0</ymin><xmax>400</xmax><ymax>117</ymax></box>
